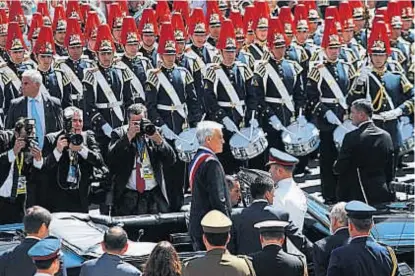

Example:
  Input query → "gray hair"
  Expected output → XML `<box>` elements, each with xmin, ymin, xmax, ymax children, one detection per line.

<box><xmin>196</xmin><ymin>121</ymin><xmax>223</xmax><ymax>144</ymax></box>
<box><xmin>63</xmin><ymin>106</ymin><xmax>83</xmax><ymax>118</ymax></box>
<box><xmin>127</xmin><ymin>103</ymin><xmax>147</xmax><ymax>119</ymax></box>
<box><xmin>329</xmin><ymin>202</ymin><xmax>348</xmax><ymax>227</ymax></box>
<box><xmin>22</xmin><ymin>69</ymin><xmax>42</xmax><ymax>85</ymax></box>
<box><xmin>352</xmin><ymin>99</ymin><xmax>373</xmax><ymax>117</ymax></box>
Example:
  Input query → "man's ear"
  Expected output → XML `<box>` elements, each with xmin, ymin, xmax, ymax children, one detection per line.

<box><xmin>120</xmin><ymin>242</ymin><xmax>129</xmax><ymax>255</ymax></box>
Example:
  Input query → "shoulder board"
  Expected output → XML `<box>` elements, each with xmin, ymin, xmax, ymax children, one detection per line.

<box><xmin>212</xmin><ymin>54</ymin><xmax>221</xmax><ymax>64</ymax></box>
<box><xmin>237</xmin><ymin>62</ymin><xmax>253</xmax><ymax>80</ymax></box>
<box><xmin>343</xmin><ymin>47</ymin><xmax>358</xmax><ymax>61</ymax></box>
<box><xmin>1</xmin><ymin>73</ymin><xmax>10</xmax><ymax>84</ymax></box>
<box><xmin>177</xmin><ymin>66</ymin><xmax>195</xmax><ymax>84</ymax></box>
<box><xmin>122</xmin><ymin>67</ymin><xmax>133</xmax><ymax>82</ymax></box>
<box><xmin>409</xmin><ymin>63</ymin><xmax>415</xmax><ymax>73</ymax></box>
<box><xmin>83</xmin><ymin>68</ymin><xmax>96</xmax><ymax>85</ymax></box>
<box><xmin>389</xmin><ymin>60</ymin><xmax>405</xmax><ymax>73</ymax></box>
<box><xmin>205</xmin><ymin>64</ymin><xmax>220</xmax><ymax>83</ymax></box>
<box><xmin>310</xmin><ymin>50</ymin><xmax>321</xmax><ymax>61</ymax></box>
<box><xmin>308</xmin><ymin>66</ymin><xmax>321</xmax><ymax>82</ymax></box>
<box><xmin>192</xmin><ymin>57</ymin><xmax>202</xmax><ymax>72</ymax></box>
<box><xmin>53</xmin><ymin>57</ymin><xmax>68</xmax><ymax>65</ymax></box>
<box><xmin>392</xmin><ymin>48</ymin><xmax>407</xmax><ymax>63</ymax></box>
<box><xmin>255</xmin><ymin>60</ymin><xmax>267</xmax><ymax>77</ymax></box>
<box><xmin>400</xmin><ymin>74</ymin><xmax>414</xmax><ymax>93</ymax></box>
<box><xmin>286</xmin><ymin>60</ymin><xmax>303</xmax><ymax>75</ymax></box>
<box><xmin>262</xmin><ymin>50</ymin><xmax>271</xmax><ymax>61</ymax></box>
<box><xmin>339</xmin><ymin>61</ymin><xmax>357</xmax><ymax>78</ymax></box>
<box><xmin>297</xmin><ymin>46</ymin><xmax>309</xmax><ymax>63</ymax></box>
<box><xmin>55</xmin><ymin>69</ymin><xmax>71</xmax><ymax>85</ymax></box>
<box><xmin>147</xmin><ymin>69</ymin><xmax>160</xmax><ymax>87</ymax></box>
<box><xmin>113</xmin><ymin>64</ymin><xmax>127</xmax><ymax>70</ymax></box>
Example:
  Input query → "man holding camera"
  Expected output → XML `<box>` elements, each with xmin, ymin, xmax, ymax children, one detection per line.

<box><xmin>42</xmin><ymin>107</ymin><xmax>105</xmax><ymax>213</ymax></box>
<box><xmin>108</xmin><ymin>104</ymin><xmax>176</xmax><ymax>215</ymax></box>
<box><xmin>0</xmin><ymin>118</ymin><xmax>43</xmax><ymax>224</ymax></box>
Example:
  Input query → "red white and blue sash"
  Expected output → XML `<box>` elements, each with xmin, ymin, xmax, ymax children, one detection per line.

<box><xmin>189</xmin><ymin>148</ymin><xmax>216</xmax><ymax>190</ymax></box>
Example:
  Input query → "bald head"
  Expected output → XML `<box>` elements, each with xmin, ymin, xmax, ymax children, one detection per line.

<box><xmin>103</xmin><ymin>226</ymin><xmax>128</xmax><ymax>253</ymax></box>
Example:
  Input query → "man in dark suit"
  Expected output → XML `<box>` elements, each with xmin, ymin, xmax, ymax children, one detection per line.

<box><xmin>5</xmin><ymin>69</ymin><xmax>63</xmax><ymax>150</ymax></box>
<box><xmin>334</xmin><ymin>99</ymin><xmax>395</xmax><ymax>204</ymax></box>
<box><xmin>0</xmin><ymin>118</ymin><xmax>44</xmax><ymax>223</ymax></box>
<box><xmin>42</xmin><ymin>106</ymin><xmax>105</xmax><ymax>213</ymax></box>
<box><xmin>0</xmin><ymin>206</ymin><xmax>52</xmax><ymax>276</ymax></box>
<box><xmin>250</xmin><ymin>220</ymin><xmax>307</xmax><ymax>276</ymax></box>
<box><xmin>108</xmin><ymin>104</ymin><xmax>176</xmax><ymax>216</ymax></box>
<box><xmin>230</xmin><ymin>176</ymin><xmax>311</xmax><ymax>256</ymax></box>
<box><xmin>313</xmin><ymin>202</ymin><xmax>349</xmax><ymax>276</ymax></box>
<box><xmin>327</xmin><ymin>201</ymin><xmax>398</xmax><ymax>276</ymax></box>
<box><xmin>188</xmin><ymin>121</ymin><xmax>231</xmax><ymax>251</ymax></box>
<box><xmin>80</xmin><ymin>226</ymin><xmax>141</xmax><ymax>276</ymax></box>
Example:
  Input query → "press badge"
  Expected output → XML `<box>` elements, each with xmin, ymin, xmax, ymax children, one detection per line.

<box><xmin>17</xmin><ymin>176</ymin><xmax>27</xmax><ymax>195</ymax></box>
<box><xmin>143</xmin><ymin>166</ymin><xmax>154</xmax><ymax>180</ymax></box>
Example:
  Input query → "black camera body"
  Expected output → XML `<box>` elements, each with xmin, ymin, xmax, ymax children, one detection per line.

<box><xmin>137</xmin><ymin>118</ymin><xmax>156</xmax><ymax>136</ymax></box>
<box><xmin>63</xmin><ymin>117</ymin><xmax>83</xmax><ymax>146</ymax></box>
<box><xmin>22</xmin><ymin>119</ymin><xmax>37</xmax><ymax>151</ymax></box>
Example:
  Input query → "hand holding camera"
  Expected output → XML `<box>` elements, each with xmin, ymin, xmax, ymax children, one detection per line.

<box><xmin>13</xmin><ymin>137</ymin><xmax>26</xmax><ymax>156</ymax></box>
<box><xmin>127</xmin><ymin>118</ymin><xmax>157</xmax><ymax>142</ymax></box>
<box><xmin>30</xmin><ymin>146</ymin><xmax>42</xmax><ymax>161</ymax></box>
<box><xmin>56</xmin><ymin>135</ymin><xmax>69</xmax><ymax>153</ymax></box>
<box><xmin>127</xmin><ymin>120</ymin><xmax>140</xmax><ymax>142</ymax></box>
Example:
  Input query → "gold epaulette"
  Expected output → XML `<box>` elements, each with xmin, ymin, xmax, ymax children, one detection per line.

<box><xmin>147</xmin><ymin>69</ymin><xmax>160</xmax><ymax>88</ymax></box>
<box><xmin>255</xmin><ymin>61</ymin><xmax>267</xmax><ymax>78</ymax></box>
<box><xmin>205</xmin><ymin>64</ymin><xmax>219</xmax><ymax>83</ymax></box>
<box><xmin>389</xmin><ymin>60</ymin><xmax>405</xmax><ymax>74</ymax></box>
<box><xmin>138</xmin><ymin>55</ymin><xmax>153</xmax><ymax>70</ymax></box>
<box><xmin>298</xmin><ymin>46</ymin><xmax>309</xmax><ymax>63</ymax></box>
<box><xmin>409</xmin><ymin>63</ymin><xmax>415</xmax><ymax>73</ymax></box>
<box><xmin>55</xmin><ymin>68</ymin><xmax>71</xmax><ymax>86</ymax></box>
<box><xmin>212</xmin><ymin>54</ymin><xmax>221</xmax><ymax>64</ymax></box>
<box><xmin>287</xmin><ymin>60</ymin><xmax>304</xmax><ymax>75</ymax></box>
<box><xmin>237</xmin><ymin>62</ymin><xmax>253</xmax><ymax>80</ymax></box>
<box><xmin>309</xmin><ymin>50</ymin><xmax>321</xmax><ymax>62</ymax></box>
<box><xmin>262</xmin><ymin>50</ymin><xmax>271</xmax><ymax>61</ymax></box>
<box><xmin>192</xmin><ymin>56</ymin><xmax>202</xmax><ymax>72</ymax></box>
<box><xmin>340</xmin><ymin>61</ymin><xmax>357</xmax><ymax>79</ymax></box>
<box><xmin>1</xmin><ymin>72</ymin><xmax>10</xmax><ymax>84</ymax></box>
<box><xmin>121</xmin><ymin>67</ymin><xmax>133</xmax><ymax>82</ymax></box>
<box><xmin>82</xmin><ymin>67</ymin><xmax>98</xmax><ymax>85</ymax></box>
<box><xmin>343</xmin><ymin>47</ymin><xmax>358</xmax><ymax>63</ymax></box>
<box><xmin>392</xmin><ymin>48</ymin><xmax>407</xmax><ymax>64</ymax></box>
<box><xmin>53</xmin><ymin>57</ymin><xmax>67</xmax><ymax>67</ymax></box>
<box><xmin>184</xmin><ymin>68</ymin><xmax>194</xmax><ymax>84</ymax></box>
<box><xmin>400</xmin><ymin>74</ymin><xmax>414</xmax><ymax>93</ymax></box>
<box><xmin>308</xmin><ymin>66</ymin><xmax>321</xmax><ymax>82</ymax></box>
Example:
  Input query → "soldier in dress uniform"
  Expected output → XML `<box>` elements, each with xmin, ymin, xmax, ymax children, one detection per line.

<box><xmin>306</xmin><ymin>17</ymin><xmax>357</xmax><ymax>204</ymax></box>
<box><xmin>347</xmin><ymin>21</ymin><xmax>414</xmax><ymax>172</ymax></box>
<box><xmin>304</xmin><ymin>0</ymin><xmax>321</xmax><ymax>43</ymax></box>
<box><xmin>204</xmin><ymin>19</ymin><xmax>257</xmax><ymax>174</ymax></box>
<box><xmin>243</xmin><ymin>5</ymin><xmax>256</xmax><ymax>46</ymax></box>
<box><xmin>252</xmin><ymin>19</ymin><xmax>306</xmax><ymax>174</ymax></box>
<box><xmin>83</xmin><ymin>24</ymin><xmax>134</xmax><ymax>157</ymax></box>
<box><xmin>0</xmin><ymin>9</ymin><xmax>8</xmax><ymax>63</ymax></box>
<box><xmin>185</xmin><ymin>8</ymin><xmax>219</xmax><ymax>75</ymax></box>
<box><xmin>400</xmin><ymin>1</ymin><xmax>414</xmax><ymax>43</ymax></box>
<box><xmin>52</xmin><ymin>5</ymin><xmax>68</xmax><ymax>57</ymax></box>
<box><xmin>33</xmin><ymin>26</ymin><xmax>72</xmax><ymax>109</ymax></box>
<box><xmin>27</xmin><ymin>236</ymin><xmax>64</xmax><ymax>276</ymax></box>
<box><xmin>205</xmin><ymin>1</ymin><xmax>222</xmax><ymax>48</ymax></box>
<box><xmin>246</xmin><ymin>1</ymin><xmax>269</xmax><ymax>60</ymax></box>
<box><xmin>145</xmin><ymin>22</ymin><xmax>202</xmax><ymax>211</ymax></box>
<box><xmin>54</xmin><ymin>18</ymin><xmax>94</xmax><ymax>109</ymax></box>
<box><xmin>0</xmin><ymin>22</ymin><xmax>36</xmax><ymax>117</ymax></box>
<box><xmin>183</xmin><ymin>210</ymin><xmax>254</xmax><ymax>276</ymax></box>
<box><xmin>116</xmin><ymin>16</ymin><xmax>151</xmax><ymax>105</ymax></box>
<box><xmin>327</xmin><ymin>201</ymin><xmax>398</xmax><ymax>276</ymax></box>
<box><xmin>172</xmin><ymin>12</ymin><xmax>204</xmax><ymax>111</ymax></box>
<box><xmin>108</xmin><ymin>3</ymin><xmax>125</xmax><ymax>55</ymax></box>
<box><xmin>84</xmin><ymin>11</ymin><xmax>100</xmax><ymax>61</ymax></box>
<box><xmin>8</xmin><ymin>0</ymin><xmax>26</xmax><ymax>39</ymax></box>
<box><xmin>27</xmin><ymin>13</ymin><xmax>44</xmax><ymax>62</ymax></box>
<box><xmin>137</xmin><ymin>8</ymin><xmax>159</xmax><ymax>68</ymax></box>
<box><xmin>250</xmin><ymin>221</ymin><xmax>307</xmax><ymax>276</ymax></box>
<box><xmin>350</xmin><ymin>0</ymin><xmax>367</xmax><ymax>48</ymax></box>
<box><xmin>229</xmin><ymin>10</ymin><xmax>255</xmax><ymax>71</ymax></box>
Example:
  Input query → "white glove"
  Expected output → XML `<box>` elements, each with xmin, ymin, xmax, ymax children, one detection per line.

<box><xmin>249</xmin><ymin>118</ymin><xmax>259</xmax><ymax>128</ymax></box>
<box><xmin>160</xmin><ymin>124</ymin><xmax>176</xmax><ymax>140</ymax></box>
<box><xmin>324</xmin><ymin>110</ymin><xmax>342</xmax><ymax>125</ymax></box>
<box><xmin>222</xmin><ymin>117</ymin><xmax>239</xmax><ymax>133</ymax></box>
<box><xmin>269</xmin><ymin>115</ymin><xmax>283</xmax><ymax>131</ymax></box>
<box><xmin>102</xmin><ymin>123</ymin><xmax>113</xmax><ymax>138</ymax></box>
<box><xmin>357</xmin><ymin>66</ymin><xmax>371</xmax><ymax>85</ymax></box>
<box><xmin>297</xmin><ymin>115</ymin><xmax>307</xmax><ymax>127</ymax></box>
<box><xmin>380</xmin><ymin>108</ymin><xmax>403</xmax><ymax>121</ymax></box>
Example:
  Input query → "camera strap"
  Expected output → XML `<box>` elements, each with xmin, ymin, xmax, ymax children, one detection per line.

<box><xmin>15</xmin><ymin>153</ymin><xmax>24</xmax><ymax>176</ymax></box>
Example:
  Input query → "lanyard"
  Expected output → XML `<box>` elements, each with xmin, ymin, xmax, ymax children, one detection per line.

<box><xmin>15</xmin><ymin>153</ymin><xmax>24</xmax><ymax>175</ymax></box>
<box><xmin>135</xmin><ymin>139</ymin><xmax>146</xmax><ymax>163</ymax></box>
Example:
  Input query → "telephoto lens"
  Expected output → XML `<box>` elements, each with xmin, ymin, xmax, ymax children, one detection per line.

<box><xmin>140</xmin><ymin>118</ymin><xmax>156</xmax><ymax>136</ymax></box>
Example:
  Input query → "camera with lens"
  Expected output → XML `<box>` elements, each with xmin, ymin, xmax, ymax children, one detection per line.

<box><xmin>63</xmin><ymin>116</ymin><xmax>83</xmax><ymax>146</ymax></box>
<box><xmin>136</xmin><ymin>118</ymin><xmax>156</xmax><ymax>136</ymax></box>
<box><xmin>22</xmin><ymin>119</ymin><xmax>37</xmax><ymax>151</ymax></box>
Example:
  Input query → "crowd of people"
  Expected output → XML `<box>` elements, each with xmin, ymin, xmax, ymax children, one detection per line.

<box><xmin>0</xmin><ymin>0</ymin><xmax>413</xmax><ymax>275</ymax></box>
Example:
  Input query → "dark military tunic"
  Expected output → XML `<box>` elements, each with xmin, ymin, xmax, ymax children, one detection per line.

<box><xmin>139</xmin><ymin>46</ymin><xmax>158</xmax><ymax>68</ymax></box>
<box><xmin>0</xmin><ymin>47</ymin><xmax>9</xmax><ymax>62</ymax></box>
<box><xmin>236</xmin><ymin>50</ymin><xmax>255</xmax><ymax>71</ymax></box>
<box><xmin>206</xmin><ymin>36</ymin><xmax>217</xmax><ymax>48</ymax></box>
<box><xmin>250</xmin><ymin>244</ymin><xmax>306</xmax><ymax>276</ymax></box>
<box><xmin>84</xmin><ymin>48</ymin><xmax>96</xmax><ymax>61</ymax></box>
<box><xmin>327</xmin><ymin>236</ymin><xmax>398</xmax><ymax>276</ymax></box>
<box><xmin>55</xmin><ymin>41</ymin><xmax>68</xmax><ymax>57</ymax></box>
<box><xmin>246</xmin><ymin>42</ymin><xmax>267</xmax><ymax>60</ymax></box>
<box><xmin>114</xmin><ymin>42</ymin><xmax>124</xmax><ymax>55</ymax></box>
<box><xmin>38</xmin><ymin>67</ymin><xmax>73</xmax><ymax>109</ymax></box>
<box><xmin>187</xmin><ymin>44</ymin><xmax>216</xmax><ymax>65</ymax></box>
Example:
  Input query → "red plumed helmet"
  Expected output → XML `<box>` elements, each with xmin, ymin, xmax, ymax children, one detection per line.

<box><xmin>171</xmin><ymin>12</ymin><xmax>187</xmax><ymax>42</ymax></box>
<box><xmin>33</xmin><ymin>26</ymin><xmax>55</xmax><ymax>55</ymax></box>
<box><xmin>66</xmin><ymin>0</ymin><xmax>82</xmax><ymax>22</ymax></box>
<box><xmin>321</xmin><ymin>16</ymin><xmax>341</xmax><ymax>49</ymax></box>
<box><xmin>325</xmin><ymin>6</ymin><xmax>342</xmax><ymax>32</ymax></box>
<box><xmin>267</xmin><ymin>16</ymin><xmax>288</xmax><ymax>49</ymax></box>
<box><xmin>368</xmin><ymin>20</ymin><xmax>391</xmax><ymax>55</ymax></box>
<box><xmin>6</xmin><ymin>21</ymin><xmax>26</xmax><ymax>51</ymax></box>
<box><xmin>52</xmin><ymin>5</ymin><xmax>67</xmax><ymax>33</ymax></box>
<box><xmin>137</xmin><ymin>8</ymin><xmax>158</xmax><ymax>35</ymax></box>
<box><xmin>229</xmin><ymin>10</ymin><xmax>244</xmax><ymax>42</ymax></box>
<box><xmin>64</xmin><ymin>18</ymin><xmax>84</xmax><ymax>48</ymax></box>
<box><xmin>243</xmin><ymin>5</ymin><xmax>256</xmax><ymax>34</ymax></box>
<box><xmin>94</xmin><ymin>24</ymin><xmax>115</xmax><ymax>52</ymax></box>
<box><xmin>338</xmin><ymin>1</ymin><xmax>355</xmax><ymax>31</ymax></box>
<box><xmin>0</xmin><ymin>8</ymin><xmax>8</xmax><ymax>36</ymax></box>
<box><xmin>349</xmin><ymin>0</ymin><xmax>364</xmax><ymax>20</ymax></box>
<box><xmin>155</xmin><ymin>0</ymin><xmax>171</xmax><ymax>24</ymax></box>
<box><xmin>279</xmin><ymin>6</ymin><xmax>295</xmax><ymax>35</ymax></box>
<box><xmin>158</xmin><ymin>22</ymin><xmax>177</xmax><ymax>55</ymax></box>
<box><xmin>217</xmin><ymin>19</ymin><xmax>236</xmax><ymax>51</ymax></box>
<box><xmin>8</xmin><ymin>0</ymin><xmax>25</xmax><ymax>27</ymax></box>
<box><xmin>120</xmin><ymin>16</ymin><xmax>139</xmax><ymax>45</ymax></box>
<box><xmin>85</xmin><ymin>11</ymin><xmax>100</xmax><ymax>39</ymax></box>
<box><xmin>173</xmin><ymin>0</ymin><xmax>190</xmax><ymax>25</ymax></box>
<box><xmin>28</xmin><ymin>12</ymin><xmax>44</xmax><ymax>41</ymax></box>
<box><xmin>253</xmin><ymin>1</ymin><xmax>269</xmax><ymax>30</ymax></box>
<box><xmin>108</xmin><ymin>3</ymin><xmax>123</xmax><ymax>30</ymax></box>
<box><xmin>188</xmin><ymin>8</ymin><xmax>206</xmax><ymax>35</ymax></box>
<box><xmin>118</xmin><ymin>0</ymin><xmax>129</xmax><ymax>16</ymax></box>
<box><xmin>37</xmin><ymin>2</ymin><xmax>50</xmax><ymax>19</ymax></box>
<box><xmin>206</xmin><ymin>0</ymin><xmax>222</xmax><ymax>27</ymax></box>
<box><xmin>388</xmin><ymin>0</ymin><xmax>403</xmax><ymax>28</ymax></box>
<box><xmin>293</xmin><ymin>4</ymin><xmax>309</xmax><ymax>31</ymax></box>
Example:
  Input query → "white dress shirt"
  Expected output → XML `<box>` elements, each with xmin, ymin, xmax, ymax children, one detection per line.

<box><xmin>27</xmin><ymin>93</ymin><xmax>46</xmax><ymax>135</ymax></box>
<box><xmin>273</xmin><ymin>178</ymin><xmax>307</xmax><ymax>231</ymax></box>
<box><xmin>127</xmin><ymin>146</ymin><xmax>157</xmax><ymax>191</ymax></box>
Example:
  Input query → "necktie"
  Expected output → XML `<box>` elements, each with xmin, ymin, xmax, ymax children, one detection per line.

<box><xmin>30</xmin><ymin>98</ymin><xmax>44</xmax><ymax>148</ymax></box>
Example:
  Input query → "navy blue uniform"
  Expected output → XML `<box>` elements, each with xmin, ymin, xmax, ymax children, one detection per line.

<box><xmin>327</xmin><ymin>236</ymin><xmax>398</xmax><ymax>276</ymax></box>
<box><xmin>55</xmin><ymin>42</ymin><xmax>68</xmax><ymax>57</ymax></box>
<box><xmin>246</xmin><ymin>42</ymin><xmax>267</xmax><ymax>60</ymax></box>
<box><xmin>139</xmin><ymin>46</ymin><xmax>158</xmax><ymax>68</ymax></box>
<box><xmin>38</xmin><ymin>68</ymin><xmax>73</xmax><ymax>109</ymax></box>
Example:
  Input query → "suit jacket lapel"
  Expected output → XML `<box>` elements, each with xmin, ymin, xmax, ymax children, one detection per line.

<box><xmin>22</xmin><ymin>97</ymin><xmax>28</xmax><ymax>118</ymax></box>
<box><xmin>42</xmin><ymin>93</ymin><xmax>52</xmax><ymax>133</ymax></box>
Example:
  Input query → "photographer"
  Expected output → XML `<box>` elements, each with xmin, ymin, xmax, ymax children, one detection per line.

<box><xmin>0</xmin><ymin>118</ymin><xmax>43</xmax><ymax>224</ymax></box>
<box><xmin>42</xmin><ymin>107</ymin><xmax>105</xmax><ymax>213</ymax></box>
<box><xmin>108</xmin><ymin>103</ymin><xmax>176</xmax><ymax>215</ymax></box>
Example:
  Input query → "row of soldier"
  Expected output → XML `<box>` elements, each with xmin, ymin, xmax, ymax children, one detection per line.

<box><xmin>0</xmin><ymin>0</ymin><xmax>413</xmax><ymax>221</ymax></box>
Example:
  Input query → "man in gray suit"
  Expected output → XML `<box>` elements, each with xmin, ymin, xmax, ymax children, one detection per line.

<box><xmin>79</xmin><ymin>226</ymin><xmax>141</xmax><ymax>276</ymax></box>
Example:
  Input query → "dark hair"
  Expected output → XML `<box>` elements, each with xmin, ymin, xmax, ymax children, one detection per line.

<box><xmin>352</xmin><ymin>99</ymin><xmax>373</xmax><ymax>117</ymax></box>
<box><xmin>204</xmin><ymin>232</ymin><xmax>228</xmax><ymax>246</ymax></box>
<box><xmin>261</xmin><ymin>231</ymin><xmax>285</xmax><ymax>240</ymax></box>
<box><xmin>349</xmin><ymin>218</ymin><xmax>373</xmax><ymax>232</ymax></box>
<box><xmin>143</xmin><ymin>241</ymin><xmax>181</xmax><ymax>276</ymax></box>
<box><xmin>14</xmin><ymin>117</ymin><xmax>26</xmax><ymax>133</ymax></box>
<box><xmin>127</xmin><ymin>103</ymin><xmax>147</xmax><ymax>119</ymax></box>
<box><xmin>23</xmin><ymin>206</ymin><xmax>52</xmax><ymax>234</ymax></box>
<box><xmin>103</xmin><ymin>226</ymin><xmax>128</xmax><ymax>252</ymax></box>
<box><xmin>251</xmin><ymin>176</ymin><xmax>274</xmax><ymax>199</ymax></box>
<box><xmin>34</xmin><ymin>258</ymin><xmax>57</xmax><ymax>270</ymax></box>
<box><xmin>225</xmin><ymin>175</ymin><xmax>237</xmax><ymax>191</ymax></box>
